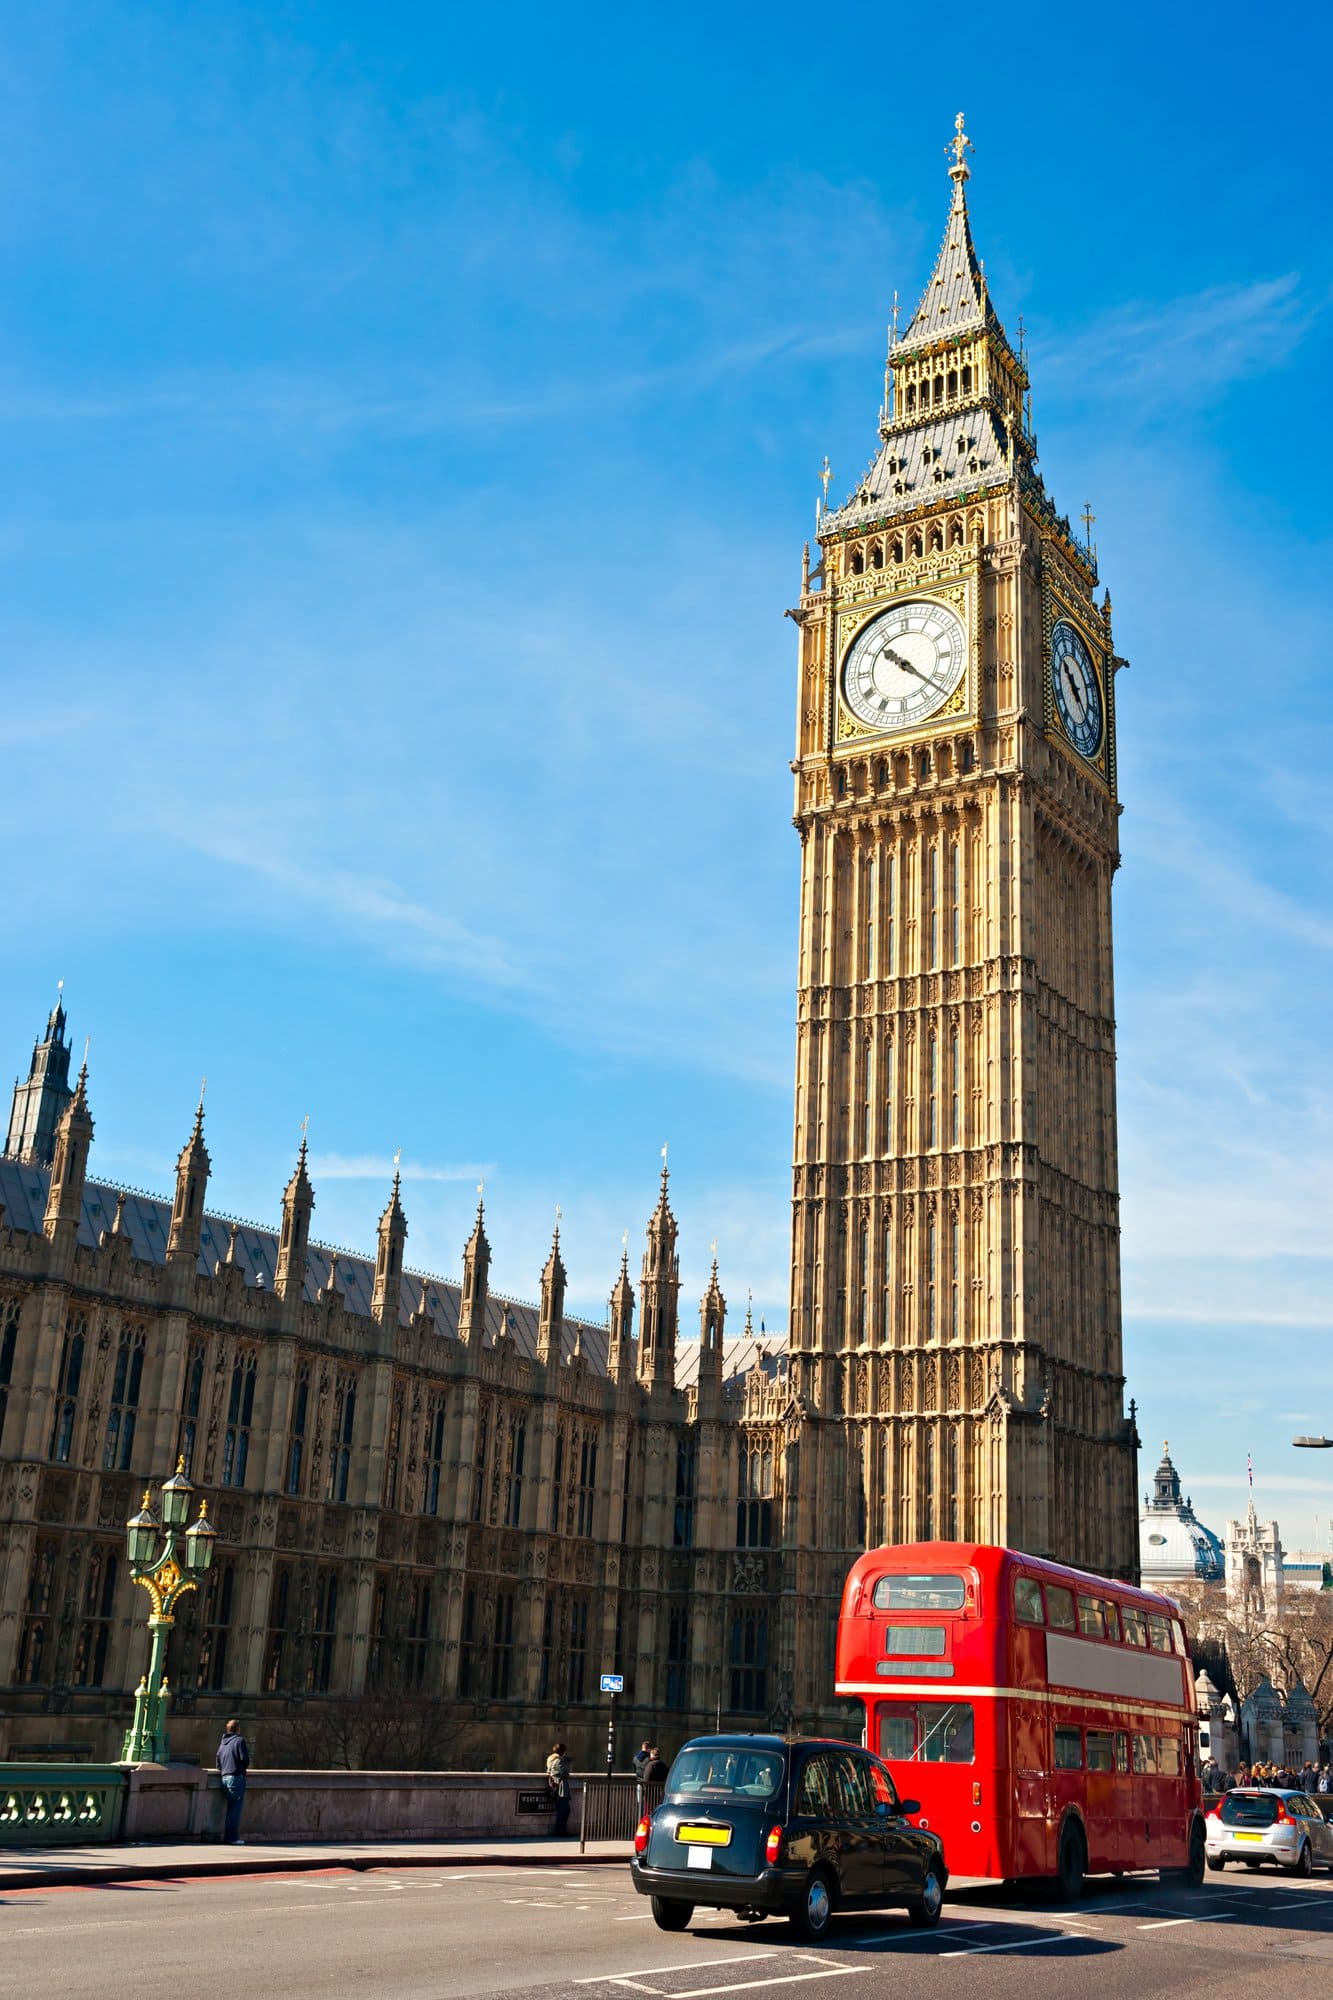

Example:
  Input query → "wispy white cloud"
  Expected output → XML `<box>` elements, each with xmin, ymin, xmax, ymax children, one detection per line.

<box><xmin>1037</xmin><ymin>274</ymin><xmax>1323</xmax><ymax>409</ymax></box>
<box><xmin>309</xmin><ymin>1152</ymin><xmax>492</xmax><ymax>1184</ymax></box>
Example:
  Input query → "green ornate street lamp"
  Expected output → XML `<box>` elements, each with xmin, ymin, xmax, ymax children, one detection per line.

<box><xmin>120</xmin><ymin>1458</ymin><xmax>216</xmax><ymax>1764</ymax></box>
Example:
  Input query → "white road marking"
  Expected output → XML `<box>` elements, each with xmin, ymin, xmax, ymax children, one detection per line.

<box><xmin>670</xmin><ymin>1970</ymin><xmax>860</xmax><ymax>1998</ymax></box>
<box><xmin>1136</xmin><ymin>1913</ymin><xmax>1234</xmax><ymax>1930</ymax></box>
<box><xmin>616</xmin><ymin>1913</ymin><xmax>656</xmax><ymax>1921</ymax></box>
<box><xmin>941</xmin><ymin>1931</ymin><xmax>1073</xmax><ymax>1957</ymax></box>
<box><xmin>577</xmin><ymin>1953</ymin><xmax>779</xmax><ymax>1982</ymax></box>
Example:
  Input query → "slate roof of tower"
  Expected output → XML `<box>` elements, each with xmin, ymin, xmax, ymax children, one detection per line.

<box><xmin>825</xmin><ymin>406</ymin><xmax>1014</xmax><ymax>533</ymax></box>
<box><xmin>896</xmin><ymin>180</ymin><xmax>996</xmax><ymax>352</ymax></box>
<box><xmin>0</xmin><ymin>1157</ymin><xmax>782</xmax><ymax>1390</ymax></box>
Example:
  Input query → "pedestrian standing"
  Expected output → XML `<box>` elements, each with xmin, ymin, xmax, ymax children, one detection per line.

<box><xmin>546</xmin><ymin>1741</ymin><xmax>572</xmax><ymax>1838</ymax></box>
<box><xmin>644</xmin><ymin>1747</ymin><xmax>668</xmax><ymax>1784</ymax></box>
<box><xmin>216</xmin><ymin>1718</ymin><xmax>250</xmax><ymax>1844</ymax></box>
<box><xmin>633</xmin><ymin>1741</ymin><xmax>653</xmax><ymax>1780</ymax></box>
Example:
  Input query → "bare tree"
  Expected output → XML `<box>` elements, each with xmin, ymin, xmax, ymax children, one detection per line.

<box><xmin>1174</xmin><ymin>1582</ymin><xmax>1333</xmax><ymax>1740</ymax></box>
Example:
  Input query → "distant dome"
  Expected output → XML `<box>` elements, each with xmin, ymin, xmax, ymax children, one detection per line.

<box><xmin>1139</xmin><ymin>1443</ymin><xmax>1224</xmax><ymax>1582</ymax></box>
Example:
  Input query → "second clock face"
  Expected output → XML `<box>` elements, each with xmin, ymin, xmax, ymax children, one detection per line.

<box><xmin>1050</xmin><ymin>618</ymin><xmax>1103</xmax><ymax>757</ymax></box>
<box><xmin>842</xmin><ymin>599</ymin><xmax>968</xmax><ymax>733</ymax></box>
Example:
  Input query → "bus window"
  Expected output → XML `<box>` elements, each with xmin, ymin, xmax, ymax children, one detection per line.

<box><xmin>1054</xmin><ymin>1726</ymin><xmax>1083</xmax><ymax>1770</ymax></box>
<box><xmin>1157</xmin><ymin>1736</ymin><xmax>1181</xmax><ymax>1776</ymax></box>
<box><xmin>872</xmin><ymin>1574</ymin><xmax>966</xmax><ymax>1612</ymax></box>
<box><xmin>1132</xmin><ymin>1734</ymin><xmax>1158</xmax><ymax>1775</ymax></box>
<box><xmin>1114</xmin><ymin>1732</ymin><xmax>1129</xmax><ymax>1773</ymax></box>
<box><xmin>1046</xmin><ymin>1585</ymin><xmax>1077</xmax><ymax>1632</ymax></box>
<box><xmin>1121</xmin><ymin>1605</ymin><xmax>1147</xmax><ymax>1647</ymax></box>
<box><xmin>1014</xmin><ymin>1576</ymin><xmax>1044</xmax><ymax>1625</ymax></box>
<box><xmin>883</xmin><ymin>1625</ymin><xmax>946</xmax><ymax>1657</ymax></box>
<box><xmin>1147</xmin><ymin>1614</ymin><xmax>1173</xmax><ymax>1654</ymax></box>
<box><xmin>1086</xmin><ymin>1730</ymin><xmax>1115</xmax><ymax>1772</ymax></box>
<box><xmin>1171</xmin><ymin>1622</ymin><xmax>1187</xmax><ymax>1656</ymax></box>
<box><xmin>1077</xmin><ymin>1595</ymin><xmax>1107</xmax><ymax>1640</ymax></box>
<box><xmin>879</xmin><ymin>1700</ymin><xmax>975</xmax><ymax>1763</ymax></box>
<box><xmin>1104</xmin><ymin>1603</ymin><xmax>1121</xmax><ymax>1644</ymax></box>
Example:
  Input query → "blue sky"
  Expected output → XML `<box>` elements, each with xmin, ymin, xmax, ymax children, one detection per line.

<box><xmin>2</xmin><ymin>3</ymin><xmax>1330</xmax><ymax>1545</ymax></box>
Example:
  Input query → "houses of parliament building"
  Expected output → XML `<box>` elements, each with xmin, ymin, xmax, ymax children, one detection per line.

<box><xmin>0</xmin><ymin>122</ymin><xmax>1140</xmax><ymax>1768</ymax></box>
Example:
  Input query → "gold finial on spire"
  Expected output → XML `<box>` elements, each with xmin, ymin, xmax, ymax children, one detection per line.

<box><xmin>819</xmin><ymin>454</ymin><xmax>832</xmax><ymax>509</ymax></box>
<box><xmin>947</xmin><ymin>111</ymin><xmax>973</xmax><ymax>186</ymax></box>
<box><xmin>1081</xmin><ymin>501</ymin><xmax>1097</xmax><ymax>556</ymax></box>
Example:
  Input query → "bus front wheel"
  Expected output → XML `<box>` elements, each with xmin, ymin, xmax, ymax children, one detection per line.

<box><xmin>1172</xmin><ymin>1818</ymin><xmax>1205</xmax><ymax>1887</ymax></box>
<box><xmin>1056</xmin><ymin>1819</ymin><xmax>1086</xmax><ymax>1901</ymax></box>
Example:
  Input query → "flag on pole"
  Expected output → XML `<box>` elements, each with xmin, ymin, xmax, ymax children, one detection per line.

<box><xmin>1247</xmin><ymin>1453</ymin><xmax>1254</xmax><ymax>1489</ymax></box>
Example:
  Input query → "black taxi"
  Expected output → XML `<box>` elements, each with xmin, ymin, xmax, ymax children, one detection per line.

<box><xmin>631</xmin><ymin>1734</ymin><xmax>947</xmax><ymax>1939</ymax></box>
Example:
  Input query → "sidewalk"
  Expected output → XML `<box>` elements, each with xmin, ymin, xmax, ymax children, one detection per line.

<box><xmin>0</xmin><ymin>1834</ymin><xmax>630</xmax><ymax>1892</ymax></box>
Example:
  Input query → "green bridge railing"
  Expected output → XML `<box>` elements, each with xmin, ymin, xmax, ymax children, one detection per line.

<box><xmin>0</xmin><ymin>1765</ymin><xmax>127</xmax><ymax>1846</ymax></box>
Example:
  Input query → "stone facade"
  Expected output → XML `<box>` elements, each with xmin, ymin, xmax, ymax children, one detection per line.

<box><xmin>0</xmin><ymin>1090</ymin><xmax>811</xmax><ymax>1767</ymax></box>
<box><xmin>0</xmin><ymin>123</ymin><xmax>1140</xmax><ymax>1769</ymax></box>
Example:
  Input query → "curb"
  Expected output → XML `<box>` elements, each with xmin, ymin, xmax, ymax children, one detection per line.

<box><xmin>0</xmin><ymin>1847</ymin><xmax>627</xmax><ymax>1892</ymax></box>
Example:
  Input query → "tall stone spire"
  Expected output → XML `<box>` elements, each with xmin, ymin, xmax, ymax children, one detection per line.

<box><xmin>166</xmin><ymin>1090</ymin><xmax>210</xmax><ymax>1266</ymax></box>
<box><xmin>275</xmin><ymin>1132</ymin><xmax>314</xmax><ymax>1302</ymax></box>
<box><xmin>637</xmin><ymin>1152</ymin><xmax>680</xmax><ymax>1392</ymax></box>
<box><xmin>537</xmin><ymin>1213</ymin><xmax>567</xmax><ymax>1365</ymax></box>
<box><xmin>372</xmin><ymin>1162</ymin><xmax>407</xmax><ymax>1325</ymax></box>
<box><xmin>895</xmin><ymin>112</ymin><xmax>991</xmax><ymax>352</ymax></box>
<box><xmin>608</xmin><ymin>1237</ymin><xmax>635</xmax><ymax>1384</ymax></box>
<box><xmin>459</xmin><ymin>1187</ymin><xmax>491</xmax><ymax>1348</ymax></box>
<box><xmin>697</xmin><ymin>1250</ymin><xmax>726</xmax><ymax>1407</ymax></box>
<box><xmin>43</xmin><ymin>1056</ymin><xmax>93</xmax><ymax>1245</ymax></box>
<box><xmin>6</xmin><ymin>985</ymin><xmax>75</xmax><ymax>1166</ymax></box>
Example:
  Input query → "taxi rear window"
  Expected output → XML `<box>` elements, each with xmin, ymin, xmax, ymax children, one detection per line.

<box><xmin>668</xmin><ymin>1747</ymin><xmax>785</xmax><ymax>1800</ymax></box>
<box><xmin>872</xmin><ymin>1574</ymin><xmax>966</xmax><ymax>1611</ymax></box>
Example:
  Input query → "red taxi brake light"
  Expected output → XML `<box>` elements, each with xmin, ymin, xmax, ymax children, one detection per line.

<box><xmin>765</xmin><ymin>1825</ymin><xmax>783</xmax><ymax>1866</ymax></box>
<box><xmin>634</xmin><ymin>1816</ymin><xmax>651</xmax><ymax>1855</ymax></box>
<box><xmin>1274</xmin><ymin>1804</ymin><xmax>1292</xmax><ymax>1825</ymax></box>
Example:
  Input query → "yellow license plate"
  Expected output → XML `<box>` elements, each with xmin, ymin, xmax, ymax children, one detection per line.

<box><xmin>676</xmin><ymin>1825</ymin><xmax>732</xmax><ymax>1847</ymax></box>
<box><xmin>1233</xmin><ymin>1832</ymin><xmax>1263</xmax><ymax>1842</ymax></box>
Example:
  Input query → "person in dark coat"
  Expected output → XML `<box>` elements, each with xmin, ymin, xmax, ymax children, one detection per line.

<box><xmin>216</xmin><ymin>1719</ymin><xmax>251</xmax><ymax>1844</ymax></box>
<box><xmin>644</xmin><ymin>1748</ymin><xmax>669</xmax><ymax>1783</ymax></box>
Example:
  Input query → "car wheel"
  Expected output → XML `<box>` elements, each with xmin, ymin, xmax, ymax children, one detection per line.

<box><xmin>906</xmin><ymin>1861</ymin><xmax>945</xmax><ymax>1928</ymax></box>
<box><xmin>1289</xmin><ymin>1842</ymin><xmax>1313</xmax><ymax>1880</ymax></box>
<box><xmin>1206</xmin><ymin>1857</ymin><xmax>1225</xmax><ymax>1873</ymax></box>
<box><xmin>1056</xmin><ymin>1819</ymin><xmax>1086</xmax><ymax>1901</ymax></box>
<box><xmin>651</xmin><ymin>1897</ymin><xmax>693</xmax><ymax>1932</ymax></box>
<box><xmin>788</xmin><ymin>1869</ymin><xmax>834</xmax><ymax>1942</ymax></box>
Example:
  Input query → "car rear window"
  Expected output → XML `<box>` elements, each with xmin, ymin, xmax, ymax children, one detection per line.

<box><xmin>872</xmin><ymin>1574</ymin><xmax>966</xmax><ymax>1611</ymax></box>
<box><xmin>1219</xmin><ymin>1794</ymin><xmax>1279</xmax><ymax>1828</ymax></box>
<box><xmin>668</xmin><ymin>1746</ymin><xmax>785</xmax><ymax>1800</ymax></box>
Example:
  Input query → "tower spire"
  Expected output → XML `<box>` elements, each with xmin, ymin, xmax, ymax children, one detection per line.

<box><xmin>6</xmin><ymin>988</ymin><xmax>76</xmax><ymax>1166</ymax></box>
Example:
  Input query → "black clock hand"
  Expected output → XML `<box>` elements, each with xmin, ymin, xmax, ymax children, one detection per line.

<box><xmin>882</xmin><ymin>645</ymin><xmax>927</xmax><ymax>680</ymax></box>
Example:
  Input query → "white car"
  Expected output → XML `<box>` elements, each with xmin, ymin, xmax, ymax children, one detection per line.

<box><xmin>1205</xmin><ymin>1789</ymin><xmax>1333</xmax><ymax>1876</ymax></box>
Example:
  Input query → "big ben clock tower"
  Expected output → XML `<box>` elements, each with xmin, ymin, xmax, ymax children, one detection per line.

<box><xmin>786</xmin><ymin>118</ymin><xmax>1139</xmax><ymax>1619</ymax></box>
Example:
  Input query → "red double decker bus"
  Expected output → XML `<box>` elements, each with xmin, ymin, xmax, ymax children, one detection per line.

<box><xmin>836</xmin><ymin>1542</ymin><xmax>1205</xmax><ymax>1893</ymax></box>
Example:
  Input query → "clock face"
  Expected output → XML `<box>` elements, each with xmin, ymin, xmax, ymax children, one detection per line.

<box><xmin>1051</xmin><ymin>619</ymin><xmax>1103</xmax><ymax>757</ymax></box>
<box><xmin>842</xmin><ymin>599</ymin><xmax>967</xmax><ymax>733</ymax></box>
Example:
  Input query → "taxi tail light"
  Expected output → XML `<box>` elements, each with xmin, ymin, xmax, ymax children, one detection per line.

<box><xmin>765</xmin><ymin>1825</ymin><xmax>783</xmax><ymax>1866</ymax></box>
<box><xmin>1273</xmin><ymin>1804</ymin><xmax>1292</xmax><ymax>1825</ymax></box>
<box><xmin>634</xmin><ymin>1816</ymin><xmax>651</xmax><ymax>1855</ymax></box>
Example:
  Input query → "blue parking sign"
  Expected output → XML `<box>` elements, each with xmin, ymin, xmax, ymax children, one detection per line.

<box><xmin>599</xmin><ymin>1672</ymin><xmax>624</xmax><ymax>1694</ymax></box>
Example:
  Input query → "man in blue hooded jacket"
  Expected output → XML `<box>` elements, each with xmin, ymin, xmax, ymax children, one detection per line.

<box><xmin>217</xmin><ymin>1719</ymin><xmax>251</xmax><ymax>1844</ymax></box>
